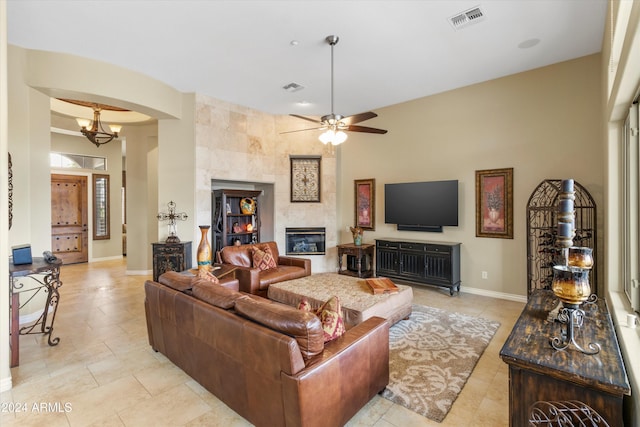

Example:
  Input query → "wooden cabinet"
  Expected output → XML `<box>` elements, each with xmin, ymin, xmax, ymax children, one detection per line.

<box><xmin>500</xmin><ymin>290</ymin><xmax>630</xmax><ymax>426</ymax></box>
<box><xmin>375</xmin><ymin>239</ymin><xmax>461</xmax><ymax>295</ymax></box>
<box><xmin>152</xmin><ymin>241</ymin><xmax>192</xmax><ymax>281</ymax></box>
<box><xmin>213</xmin><ymin>189</ymin><xmax>261</xmax><ymax>252</ymax></box>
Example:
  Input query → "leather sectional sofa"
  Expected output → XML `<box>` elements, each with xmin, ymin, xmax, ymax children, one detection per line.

<box><xmin>144</xmin><ymin>272</ymin><xmax>389</xmax><ymax>427</ymax></box>
<box><xmin>216</xmin><ymin>241</ymin><xmax>311</xmax><ymax>297</ymax></box>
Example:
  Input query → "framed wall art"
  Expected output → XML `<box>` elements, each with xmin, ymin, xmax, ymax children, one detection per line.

<box><xmin>475</xmin><ymin>167</ymin><xmax>513</xmax><ymax>239</ymax></box>
<box><xmin>290</xmin><ymin>156</ymin><xmax>321</xmax><ymax>202</ymax></box>
<box><xmin>354</xmin><ymin>178</ymin><xmax>375</xmax><ymax>230</ymax></box>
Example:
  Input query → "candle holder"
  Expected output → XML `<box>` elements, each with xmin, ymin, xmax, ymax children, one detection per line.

<box><xmin>548</xmin><ymin>179</ymin><xmax>600</xmax><ymax>355</ymax></box>
<box><xmin>549</xmin><ymin>265</ymin><xmax>600</xmax><ymax>354</ymax></box>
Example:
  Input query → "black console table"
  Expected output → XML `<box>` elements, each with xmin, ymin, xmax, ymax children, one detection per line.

<box><xmin>375</xmin><ymin>239</ymin><xmax>461</xmax><ymax>295</ymax></box>
<box><xmin>9</xmin><ymin>257</ymin><xmax>63</xmax><ymax>367</ymax></box>
<box><xmin>152</xmin><ymin>241</ymin><xmax>192</xmax><ymax>281</ymax></box>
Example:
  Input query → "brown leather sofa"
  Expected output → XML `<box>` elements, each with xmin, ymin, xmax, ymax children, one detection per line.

<box><xmin>145</xmin><ymin>273</ymin><xmax>389</xmax><ymax>427</ymax></box>
<box><xmin>216</xmin><ymin>241</ymin><xmax>311</xmax><ymax>297</ymax></box>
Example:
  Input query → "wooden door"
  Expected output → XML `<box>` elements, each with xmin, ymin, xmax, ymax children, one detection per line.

<box><xmin>51</xmin><ymin>174</ymin><xmax>88</xmax><ymax>264</ymax></box>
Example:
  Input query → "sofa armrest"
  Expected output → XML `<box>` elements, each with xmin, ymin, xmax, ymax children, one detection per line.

<box><xmin>231</xmin><ymin>265</ymin><xmax>261</xmax><ymax>294</ymax></box>
<box><xmin>278</xmin><ymin>256</ymin><xmax>311</xmax><ymax>276</ymax></box>
<box><xmin>281</xmin><ymin>317</ymin><xmax>389</xmax><ymax>427</ymax></box>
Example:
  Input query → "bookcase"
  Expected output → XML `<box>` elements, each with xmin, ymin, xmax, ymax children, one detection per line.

<box><xmin>213</xmin><ymin>189</ymin><xmax>261</xmax><ymax>252</ymax></box>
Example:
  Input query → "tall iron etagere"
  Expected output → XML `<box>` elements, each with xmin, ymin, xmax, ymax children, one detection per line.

<box><xmin>526</xmin><ymin>179</ymin><xmax>597</xmax><ymax>297</ymax></box>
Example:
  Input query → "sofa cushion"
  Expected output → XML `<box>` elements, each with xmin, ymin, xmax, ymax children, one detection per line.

<box><xmin>191</xmin><ymin>279</ymin><xmax>246</xmax><ymax>309</ymax></box>
<box><xmin>158</xmin><ymin>271</ymin><xmax>194</xmax><ymax>292</ymax></box>
<box><xmin>234</xmin><ymin>297</ymin><xmax>324</xmax><ymax>360</ymax></box>
<box><xmin>218</xmin><ymin>245</ymin><xmax>253</xmax><ymax>267</ymax></box>
<box><xmin>252</xmin><ymin>246</ymin><xmax>277</xmax><ymax>271</ymax></box>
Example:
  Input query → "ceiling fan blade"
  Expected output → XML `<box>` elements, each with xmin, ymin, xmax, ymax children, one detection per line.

<box><xmin>290</xmin><ymin>114</ymin><xmax>321</xmax><ymax>124</ymax></box>
<box><xmin>341</xmin><ymin>112</ymin><xmax>378</xmax><ymax>125</ymax></box>
<box><xmin>346</xmin><ymin>125</ymin><xmax>388</xmax><ymax>134</ymax></box>
<box><xmin>280</xmin><ymin>126</ymin><xmax>326</xmax><ymax>135</ymax></box>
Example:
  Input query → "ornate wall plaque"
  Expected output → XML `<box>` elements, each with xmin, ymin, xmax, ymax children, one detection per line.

<box><xmin>290</xmin><ymin>156</ymin><xmax>321</xmax><ymax>202</ymax></box>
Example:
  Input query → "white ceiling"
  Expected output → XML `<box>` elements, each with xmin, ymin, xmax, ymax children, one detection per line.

<box><xmin>7</xmin><ymin>0</ymin><xmax>607</xmax><ymax>119</ymax></box>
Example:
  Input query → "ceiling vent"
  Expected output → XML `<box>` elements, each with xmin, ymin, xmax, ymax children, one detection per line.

<box><xmin>448</xmin><ymin>6</ymin><xmax>485</xmax><ymax>30</ymax></box>
<box><xmin>283</xmin><ymin>82</ymin><xmax>304</xmax><ymax>93</ymax></box>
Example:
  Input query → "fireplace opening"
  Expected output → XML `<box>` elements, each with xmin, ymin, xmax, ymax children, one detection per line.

<box><xmin>285</xmin><ymin>227</ymin><xmax>326</xmax><ymax>255</ymax></box>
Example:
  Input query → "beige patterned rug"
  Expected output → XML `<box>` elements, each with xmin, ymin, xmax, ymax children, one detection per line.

<box><xmin>382</xmin><ymin>304</ymin><xmax>500</xmax><ymax>422</ymax></box>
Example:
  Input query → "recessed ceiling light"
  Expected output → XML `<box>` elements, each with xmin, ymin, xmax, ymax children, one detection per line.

<box><xmin>297</xmin><ymin>101</ymin><xmax>309</xmax><ymax>106</ymax></box>
<box><xmin>518</xmin><ymin>38</ymin><xmax>541</xmax><ymax>49</ymax></box>
<box><xmin>290</xmin><ymin>40</ymin><xmax>299</xmax><ymax>46</ymax></box>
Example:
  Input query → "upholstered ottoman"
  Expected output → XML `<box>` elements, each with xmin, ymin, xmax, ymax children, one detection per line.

<box><xmin>267</xmin><ymin>272</ymin><xmax>413</xmax><ymax>328</ymax></box>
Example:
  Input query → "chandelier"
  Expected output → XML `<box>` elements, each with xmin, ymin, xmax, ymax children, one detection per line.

<box><xmin>76</xmin><ymin>106</ymin><xmax>122</xmax><ymax>147</ymax></box>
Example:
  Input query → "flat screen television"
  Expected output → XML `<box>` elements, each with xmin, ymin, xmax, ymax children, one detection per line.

<box><xmin>384</xmin><ymin>180</ymin><xmax>458</xmax><ymax>232</ymax></box>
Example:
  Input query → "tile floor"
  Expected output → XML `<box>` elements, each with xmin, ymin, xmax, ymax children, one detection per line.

<box><xmin>1</xmin><ymin>259</ymin><xmax>525</xmax><ymax>426</ymax></box>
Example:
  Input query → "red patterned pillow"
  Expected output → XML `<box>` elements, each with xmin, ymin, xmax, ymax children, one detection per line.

<box><xmin>252</xmin><ymin>246</ymin><xmax>277</xmax><ymax>271</ymax></box>
<box><xmin>316</xmin><ymin>295</ymin><xmax>345</xmax><ymax>343</ymax></box>
<box><xmin>298</xmin><ymin>297</ymin><xmax>313</xmax><ymax>312</ymax></box>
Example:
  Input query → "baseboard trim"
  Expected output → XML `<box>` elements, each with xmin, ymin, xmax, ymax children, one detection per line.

<box><xmin>126</xmin><ymin>269</ymin><xmax>152</xmax><ymax>276</ymax></box>
<box><xmin>90</xmin><ymin>255</ymin><xmax>123</xmax><ymax>262</ymax></box>
<box><xmin>461</xmin><ymin>286</ymin><xmax>527</xmax><ymax>303</ymax></box>
<box><xmin>0</xmin><ymin>375</ymin><xmax>12</xmax><ymax>392</ymax></box>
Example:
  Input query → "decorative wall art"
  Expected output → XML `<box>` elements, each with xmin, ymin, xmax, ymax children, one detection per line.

<box><xmin>475</xmin><ymin>168</ymin><xmax>513</xmax><ymax>239</ymax></box>
<box><xmin>290</xmin><ymin>156</ymin><xmax>321</xmax><ymax>202</ymax></box>
<box><xmin>354</xmin><ymin>178</ymin><xmax>375</xmax><ymax>230</ymax></box>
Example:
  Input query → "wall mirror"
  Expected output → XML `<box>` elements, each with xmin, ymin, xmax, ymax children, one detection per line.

<box><xmin>93</xmin><ymin>174</ymin><xmax>110</xmax><ymax>240</ymax></box>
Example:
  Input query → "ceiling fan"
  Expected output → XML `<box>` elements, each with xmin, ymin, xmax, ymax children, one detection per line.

<box><xmin>282</xmin><ymin>35</ymin><xmax>387</xmax><ymax>145</ymax></box>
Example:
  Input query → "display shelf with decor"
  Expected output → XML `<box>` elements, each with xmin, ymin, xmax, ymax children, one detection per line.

<box><xmin>213</xmin><ymin>189</ymin><xmax>262</xmax><ymax>252</ymax></box>
<box><xmin>376</xmin><ymin>239</ymin><xmax>461</xmax><ymax>295</ymax></box>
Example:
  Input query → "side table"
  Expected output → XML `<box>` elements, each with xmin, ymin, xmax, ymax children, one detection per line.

<box><xmin>9</xmin><ymin>257</ymin><xmax>63</xmax><ymax>367</ymax></box>
<box><xmin>337</xmin><ymin>243</ymin><xmax>374</xmax><ymax>278</ymax></box>
<box><xmin>152</xmin><ymin>241</ymin><xmax>192</xmax><ymax>281</ymax></box>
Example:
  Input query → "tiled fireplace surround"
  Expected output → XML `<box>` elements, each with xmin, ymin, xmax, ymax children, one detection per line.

<box><xmin>193</xmin><ymin>94</ymin><xmax>338</xmax><ymax>273</ymax></box>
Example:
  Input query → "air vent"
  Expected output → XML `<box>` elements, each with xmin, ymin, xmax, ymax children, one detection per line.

<box><xmin>283</xmin><ymin>82</ymin><xmax>304</xmax><ymax>93</ymax></box>
<box><xmin>448</xmin><ymin>6</ymin><xmax>485</xmax><ymax>30</ymax></box>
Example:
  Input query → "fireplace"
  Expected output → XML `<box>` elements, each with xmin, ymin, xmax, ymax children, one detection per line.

<box><xmin>285</xmin><ymin>227</ymin><xmax>326</xmax><ymax>255</ymax></box>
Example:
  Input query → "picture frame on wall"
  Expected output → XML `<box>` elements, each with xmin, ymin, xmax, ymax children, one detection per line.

<box><xmin>354</xmin><ymin>178</ymin><xmax>375</xmax><ymax>230</ymax></box>
<box><xmin>475</xmin><ymin>168</ymin><xmax>513</xmax><ymax>239</ymax></box>
<box><xmin>290</xmin><ymin>156</ymin><xmax>321</xmax><ymax>203</ymax></box>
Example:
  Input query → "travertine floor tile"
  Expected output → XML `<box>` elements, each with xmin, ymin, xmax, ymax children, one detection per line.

<box><xmin>1</xmin><ymin>259</ymin><xmax>523</xmax><ymax>426</ymax></box>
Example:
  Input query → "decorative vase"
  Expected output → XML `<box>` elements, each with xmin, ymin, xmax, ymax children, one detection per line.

<box><xmin>488</xmin><ymin>208</ymin><xmax>500</xmax><ymax>224</ymax></box>
<box><xmin>240</xmin><ymin>198</ymin><xmax>256</xmax><ymax>215</ymax></box>
<box><xmin>197</xmin><ymin>225</ymin><xmax>212</xmax><ymax>271</ymax></box>
<box><xmin>354</xmin><ymin>235</ymin><xmax>362</xmax><ymax>246</ymax></box>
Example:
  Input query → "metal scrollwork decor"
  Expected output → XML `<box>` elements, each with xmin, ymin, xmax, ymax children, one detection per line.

<box><xmin>8</xmin><ymin>152</ymin><xmax>13</xmax><ymax>229</ymax></box>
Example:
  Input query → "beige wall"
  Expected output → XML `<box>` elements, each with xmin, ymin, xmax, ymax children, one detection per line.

<box><xmin>338</xmin><ymin>54</ymin><xmax>603</xmax><ymax>298</ymax></box>
<box><xmin>193</xmin><ymin>94</ymin><xmax>338</xmax><ymax>273</ymax></box>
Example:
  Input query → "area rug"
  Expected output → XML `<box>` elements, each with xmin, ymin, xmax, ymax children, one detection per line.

<box><xmin>381</xmin><ymin>304</ymin><xmax>500</xmax><ymax>422</ymax></box>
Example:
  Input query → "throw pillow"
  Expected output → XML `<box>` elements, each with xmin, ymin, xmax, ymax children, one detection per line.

<box><xmin>297</xmin><ymin>297</ymin><xmax>313</xmax><ymax>312</ymax></box>
<box><xmin>252</xmin><ymin>246</ymin><xmax>277</xmax><ymax>271</ymax></box>
<box><xmin>316</xmin><ymin>296</ymin><xmax>346</xmax><ymax>343</ymax></box>
<box><xmin>195</xmin><ymin>266</ymin><xmax>219</xmax><ymax>285</ymax></box>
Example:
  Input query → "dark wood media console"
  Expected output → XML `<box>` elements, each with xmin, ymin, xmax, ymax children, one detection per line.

<box><xmin>375</xmin><ymin>239</ymin><xmax>461</xmax><ymax>295</ymax></box>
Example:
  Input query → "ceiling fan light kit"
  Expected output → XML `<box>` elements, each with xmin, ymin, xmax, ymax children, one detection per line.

<box><xmin>284</xmin><ymin>35</ymin><xmax>387</xmax><ymax>145</ymax></box>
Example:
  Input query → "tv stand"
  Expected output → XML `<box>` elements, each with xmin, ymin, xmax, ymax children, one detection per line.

<box><xmin>396</xmin><ymin>224</ymin><xmax>442</xmax><ymax>232</ymax></box>
<box><xmin>375</xmin><ymin>239</ymin><xmax>461</xmax><ymax>295</ymax></box>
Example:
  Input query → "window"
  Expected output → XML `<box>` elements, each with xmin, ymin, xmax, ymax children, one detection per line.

<box><xmin>93</xmin><ymin>174</ymin><xmax>110</xmax><ymax>240</ymax></box>
<box><xmin>623</xmin><ymin>100</ymin><xmax>639</xmax><ymax>311</ymax></box>
<box><xmin>50</xmin><ymin>152</ymin><xmax>106</xmax><ymax>170</ymax></box>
